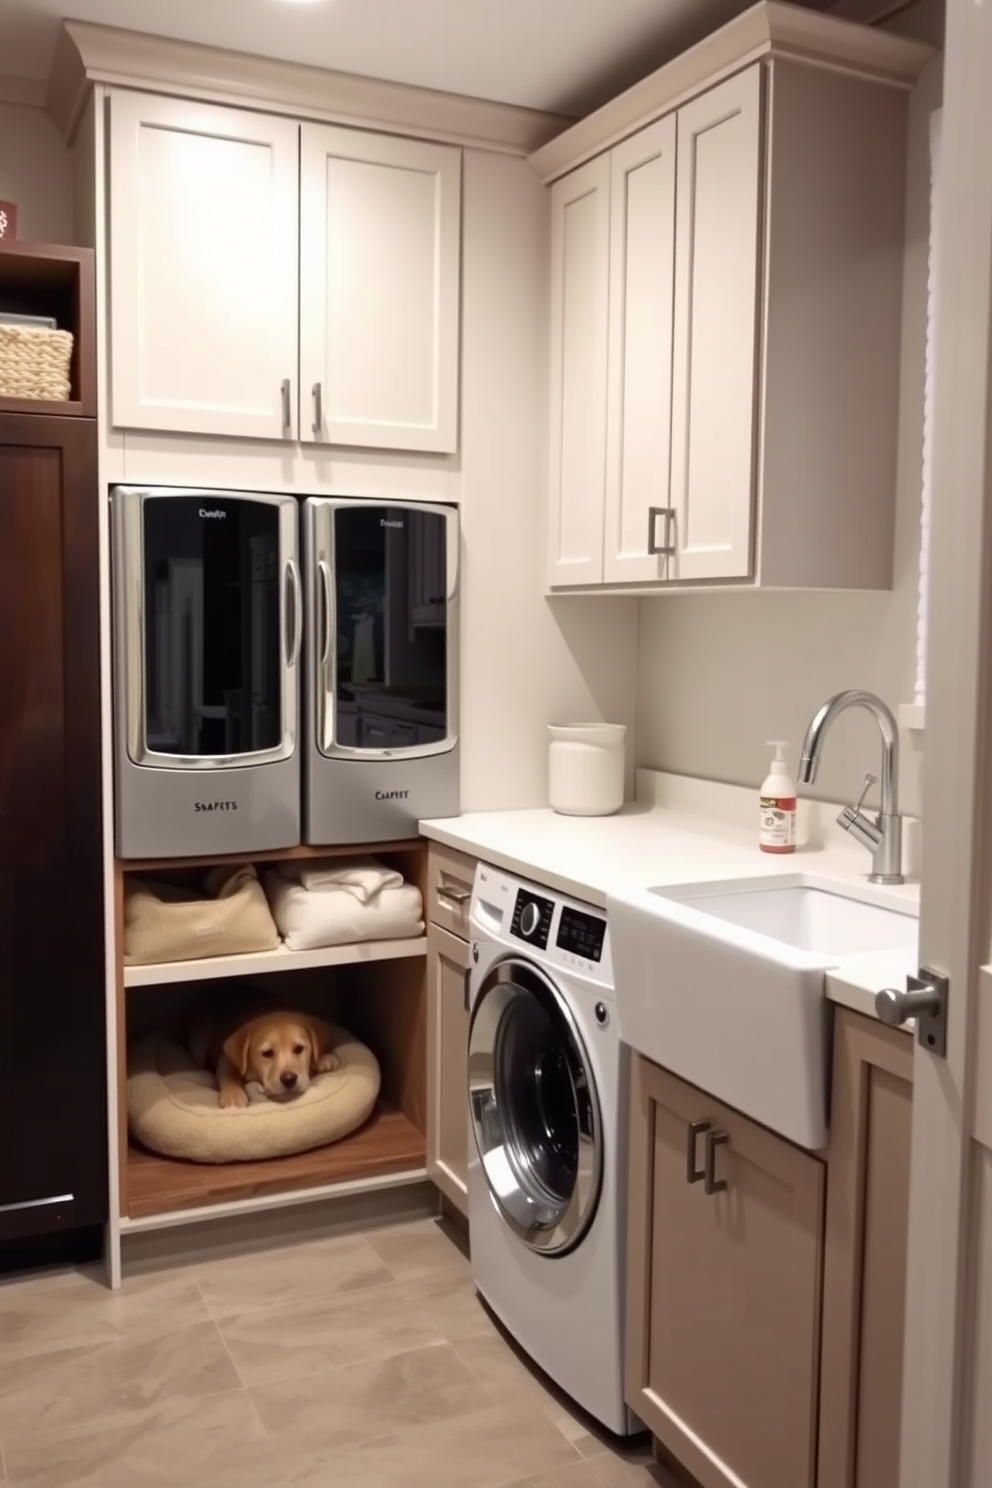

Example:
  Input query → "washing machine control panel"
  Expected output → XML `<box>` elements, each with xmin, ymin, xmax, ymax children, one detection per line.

<box><xmin>556</xmin><ymin>906</ymin><xmax>606</xmax><ymax>964</ymax></box>
<box><xmin>511</xmin><ymin>890</ymin><xmax>554</xmax><ymax>949</ymax></box>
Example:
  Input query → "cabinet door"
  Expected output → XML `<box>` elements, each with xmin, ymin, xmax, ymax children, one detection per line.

<box><xmin>669</xmin><ymin>67</ymin><xmax>763</xmax><ymax>581</ymax></box>
<box><xmin>627</xmin><ymin>1057</ymin><xmax>823</xmax><ymax>1488</ymax></box>
<box><xmin>109</xmin><ymin>92</ymin><xmax>300</xmax><ymax>440</ymax></box>
<box><xmin>603</xmin><ymin>116</ymin><xmax>677</xmax><ymax>584</ymax></box>
<box><xmin>300</xmin><ymin>126</ymin><xmax>461</xmax><ymax>453</ymax></box>
<box><xmin>819</xmin><ymin>1010</ymin><xmax>914</xmax><ymax>1488</ymax></box>
<box><xmin>548</xmin><ymin>155</ymin><xmax>610</xmax><ymax>587</ymax></box>
<box><xmin>0</xmin><ymin>417</ymin><xmax>105</xmax><ymax>1242</ymax></box>
<box><xmin>426</xmin><ymin>923</ymin><xmax>470</xmax><ymax>1216</ymax></box>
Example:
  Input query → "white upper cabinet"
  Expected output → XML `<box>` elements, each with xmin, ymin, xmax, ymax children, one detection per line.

<box><xmin>603</xmin><ymin>116</ymin><xmax>677</xmax><ymax>585</ymax></box>
<box><xmin>548</xmin><ymin>156</ymin><xmax>610</xmax><ymax>587</ymax></box>
<box><xmin>300</xmin><ymin>127</ymin><xmax>461</xmax><ymax>453</ymax></box>
<box><xmin>669</xmin><ymin>68</ymin><xmax>761</xmax><ymax>583</ymax></box>
<box><xmin>109</xmin><ymin>93</ymin><xmax>300</xmax><ymax>441</ymax></box>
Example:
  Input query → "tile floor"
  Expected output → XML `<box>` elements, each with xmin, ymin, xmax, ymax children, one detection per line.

<box><xmin>0</xmin><ymin>1218</ymin><xmax>686</xmax><ymax>1488</ymax></box>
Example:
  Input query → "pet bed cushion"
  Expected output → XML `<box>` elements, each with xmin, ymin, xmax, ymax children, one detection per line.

<box><xmin>124</xmin><ymin>866</ymin><xmax>280</xmax><ymax>966</ymax></box>
<box><xmin>127</xmin><ymin>1025</ymin><xmax>380</xmax><ymax>1163</ymax></box>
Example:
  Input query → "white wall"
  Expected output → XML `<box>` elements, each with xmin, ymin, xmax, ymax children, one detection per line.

<box><xmin>459</xmin><ymin>148</ymin><xmax>639</xmax><ymax>811</ymax></box>
<box><xmin>0</xmin><ymin>101</ymin><xmax>74</xmax><ymax>244</ymax></box>
<box><xmin>634</xmin><ymin>50</ymin><xmax>942</xmax><ymax>818</ymax></box>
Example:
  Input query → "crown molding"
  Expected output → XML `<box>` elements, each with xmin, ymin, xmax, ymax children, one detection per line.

<box><xmin>45</xmin><ymin>19</ymin><xmax>571</xmax><ymax>156</ymax></box>
<box><xmin>0</xmin><ymin>75</ymin><xmax>47</xmax><ymax>108</ymax></box>
<box><xmin>528</xmin><ymin>0</ymin><xmax>933</xmax><ymax>183</ymax></box>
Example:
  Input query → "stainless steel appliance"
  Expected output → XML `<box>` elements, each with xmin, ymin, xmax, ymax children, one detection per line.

<box><xmin>111</xmin><ymin>486</ymin><xmax>301</xmax><ymax>858</ymax></box>
<box><xmin>304</xmin><ymin>498</ymin><xmax>459</xmax><ymax>843</ymax></box>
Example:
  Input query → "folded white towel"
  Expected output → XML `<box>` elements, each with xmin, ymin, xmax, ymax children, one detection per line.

<box><xmin>296</xmin><ymin>856</ymin><xmax>404</xmax><ymax>902</ymax></box>
<box><xmin>266</xmin><ymin>871</ymin><xmax>424</xmax><ymax>952</ymax></box>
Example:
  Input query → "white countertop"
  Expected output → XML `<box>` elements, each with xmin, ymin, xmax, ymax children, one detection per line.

<box><xmin>421</xmin><ymin>770</ymin><xmax>920</xmax><ymax>1025</ymax></box>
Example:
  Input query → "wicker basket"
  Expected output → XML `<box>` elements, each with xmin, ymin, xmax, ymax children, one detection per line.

<box><xmin>0</xmin><ymin>323</ymin><xmax>73</xmax><ymax>402</ymax></box>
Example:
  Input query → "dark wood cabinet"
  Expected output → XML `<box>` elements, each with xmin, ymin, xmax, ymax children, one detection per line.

<box><xmin>0</xmin><ymin>413</ymin><xmax>106</xmax><ymax>1242</ymax></box>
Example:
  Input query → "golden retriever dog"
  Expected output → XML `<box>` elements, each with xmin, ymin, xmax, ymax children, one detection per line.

<box><xmin>188</xmin><ymin>999</ymin><xmax>340</xmax><ymax>1110</ymax></box>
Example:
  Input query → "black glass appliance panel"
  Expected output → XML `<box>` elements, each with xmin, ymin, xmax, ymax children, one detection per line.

<box><xmin>494</xmin><ymin>992</ymin><xmax>583</xmax><ymax>1207</ymax></box>
<box><xmin>142</xmin><ymin>496</ymin><xmax>281</xmax><ymax>757</ymax></box>
<box><xmin>511</xmin><ymin>890</ymin><xmax>554</xmax><ymax>950</ymax></box>
<box><xmin>334</xmin><ymin>506</ymin><xmax>447</xmax><ymax>750</ymax></box>
<box><xmin>556</xmin><ymin>907</ymin><xmax>606</xmax><ymax>963</ymax></box>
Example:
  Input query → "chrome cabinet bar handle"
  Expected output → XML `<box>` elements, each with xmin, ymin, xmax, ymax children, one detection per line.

<box><xmin>686</xmin><ymin>1120</ymin><xmax>710</xmax><ymax>1184</ymax></box>
<box><xmin>281</xmin><ymin>378</ymin><xmax>292</xmax><ymax>436</ymax></box>
<box><xmin>463</xmin><ymin>965</ymin><xmax>472</xmax><ymax>1013</ymax></box>
<box><xmin>312</xmin><ymin>381</ymin><xmax>323</xmax><ymax>436</ymax></box>
<box><xmin>704</xmin><ymin>1130</ymin><xmax>729</xmax><ymax>1195</ymax></box>
<box><xmin>440</xmin><ymin>882</ymin><xmax>472</xmax><ymax>906</ymax></box>
<box><xmin>285</xmin><ymin>560</ymin><xmax>302</xmax><ymax>668</ymax></box>
<box><xmin>647</xmin><ymin>506</ymin><xmax>676</xmax><ymax>557</ymax></box>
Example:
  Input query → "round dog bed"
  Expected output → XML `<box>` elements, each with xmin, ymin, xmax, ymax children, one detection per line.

<box><xmin>127</xmin><ymin>1025</ymin><xmax>381</xmax><ymax>1164</ymax></box>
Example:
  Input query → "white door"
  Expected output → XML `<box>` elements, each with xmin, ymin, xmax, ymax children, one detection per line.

<box><xmin>548</xmin><ymin>155</ymin><xmax>610</xmax><ymax>588</ymax></box>
<box><xmin>603</xmin><ymin>116</ymin><xmax>677</xmax><ymax>585</ymax></box>
<box><xmin>895</xmin><ymin>5</ymin><xmax>992</xmax><ymax>1485</ymax></box>
<box><xmin>669</xmin><ymin>67</ymin><xmax>762</xmax><ymax>582</ymax></box>
<box><xmin>300</xmin><ymin>125</ymin><xmax>461</xmax><ymax>453</ymax></box>
<box><xmin>109</xmin><ymin>92</ymin><xmax>300</xmax><ymax>440</ymax></box>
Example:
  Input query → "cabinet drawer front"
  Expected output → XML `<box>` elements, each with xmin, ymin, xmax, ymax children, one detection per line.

<box><xmin>109</xmin><ymin>92</ymin><xmax>300</xmax><ymax>441</ymax></box>
<box><xmin>628</xmin><ymin>1057</ymin><xmax>823</xmax><ymax>1488</ymax></box>
<box><xmin>300</xmin><ymin>126</ymin><xmax>461</xmax><ymax>454</ymax></box>
<box><xmin>426</xmin><ymin>923</ymin><xmax>471</xmax><ymax>1215</ymax></box>
<box><xmin>548</xmin><ymin>155</ymin><xmax>610</xmax><ymax>587</ymax></box>
<box><xmin>669</xmin><ymin>66</ymin><xmax>762</xmax><ymax>582</ymax></box>
<box><xmin>427</xmin><ymin>844</ymin><xmax>477</xmax><ymax>938</ymax></box>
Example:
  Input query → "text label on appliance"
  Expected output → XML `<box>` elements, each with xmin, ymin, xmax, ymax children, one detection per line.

<box><xmin>199</xmin><ymin>508</ymin><xmax>227</xmax><ymax>519</ymax></box>
<box><xmin>380</xmin><ymin>519</ymin><xmax>404</xmax><ymax>529</ymax></box>
<box><xmin>375</xmin><ymin>789</ymin><xmax>410</xmax><ymax>801</ymax></box>
<box><xmin>194</xmin><ymin>801</ymin><xmax>239</xmax><ymax>813</ymax></box>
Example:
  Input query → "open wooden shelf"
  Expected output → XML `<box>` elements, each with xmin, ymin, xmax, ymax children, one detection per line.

<box><xmin>125</xmin><ymin>1100</ymin><xmax>426</xmax><ymax>1220</ymax></box>
<box><xmin>118</xmin><ymin>839</ymin><xmax>424</xmax><ymax>875</ymax></box>
<box><xmin>125</xmin><ymin>935</ymin><xmax>427</xmax><ymax>988</ymax></box>
<box><xmin>0</xmin><ymin>241</ymin><xmax>96</xmax><ymax>415</ymax></box>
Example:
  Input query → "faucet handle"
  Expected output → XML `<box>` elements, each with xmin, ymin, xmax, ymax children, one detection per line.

<box><xmin>854</xmin><ymin>773</ymin><xmax>878</xmax><ymax>815</ymax></box>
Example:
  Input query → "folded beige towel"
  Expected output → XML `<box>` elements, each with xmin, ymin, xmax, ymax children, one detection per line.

<box><xmin>296</xmin><ymin>856</ymin><xmax>404</xmax><ymax>901</ymax></box>
<box><xmin>266</xmin><ymin>869</ymin><xmax>424</xmax><ymax>952</ymax></box>
<box><xmin>124</xmin><ymin>865</ymin><xmax>281</xmax><ymax>965</ymax></box>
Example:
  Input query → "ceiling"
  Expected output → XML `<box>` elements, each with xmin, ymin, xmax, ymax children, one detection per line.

<box><xmin>0</xmin><ymin>0</ymin><xmax>836</xmax><ymax>118</ymax></box>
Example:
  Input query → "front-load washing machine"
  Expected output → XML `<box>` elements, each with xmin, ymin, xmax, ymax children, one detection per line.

<box><xmin>467</xmin><ymin>861</ymin><xmax>639</xmax><ymax>1436</ymax></box>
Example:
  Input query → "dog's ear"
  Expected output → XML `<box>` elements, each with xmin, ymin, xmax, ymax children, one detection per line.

<box><xmin>222</xmin><ymin>1025</ymin><xmax>253</xmax><ymax>1079</ymax></box>
<box><xmin>302</xmin><ymin>1014</ymin><xmax>328</xmax><ymax>1073</ymax></box>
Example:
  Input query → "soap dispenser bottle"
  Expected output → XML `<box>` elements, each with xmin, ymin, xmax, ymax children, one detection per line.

<box><xmin>759</xmin><ymin>740</ymin><xmax>797</xmax><ymax>854</ymax></box>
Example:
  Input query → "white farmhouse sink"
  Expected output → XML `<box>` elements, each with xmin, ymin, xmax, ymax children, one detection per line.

<box><xmin>607</xmin><ymin>874</ymin><xmax>918</xmax><ymax>1150</ymax></box>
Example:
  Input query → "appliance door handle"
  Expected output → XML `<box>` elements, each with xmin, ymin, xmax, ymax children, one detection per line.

<box><xmin>317</xmin><ymin>559</ymin><xmax>333</xmax><ymax>667</ymax></box>
<box><xmin>285</xmin><ymin>559</ymin><xmax>302</xmax><ymax>669</ymax></box>
<box><xmin>686</xmin><ymin>1120</ymin><xmax>710</xmax><ymax>1184</ymax></box>
<box><xmin>704</xmin><ymin>1129</ymin><xmax>729</xmax><ymax>1195</ymax></box>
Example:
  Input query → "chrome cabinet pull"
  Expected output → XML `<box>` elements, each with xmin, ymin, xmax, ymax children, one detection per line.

<box><xmin>440</xmin><ymin>882</ymin><xmax>472</xmax><ymax>906</ymax></box>
<box><xmin>281</xmin><ymin>378</ymin><xmax>292</xmax><ymax>435</ymax></box>
<box><xmin>312</xmin><ymin>381</ymin><xmax>323</xmax><ymax>436</ymax></box>
<box><xmin>704</xmin><ymin>1129</ymin><xmax>729</xmax><ymax>1195</ymax></box>
<box><xmin>285</xmin><ymin>560</ymin><xmax>302</xmax><ymax>667</ymax></box>
<box><xmin>686</xmin><ymin>1120</ymin><xmax>710</xmax><ymax>1184</ymax></box>
<box><xmin>463</xmin><ymin>965</ymin><xmax>472</xmax><ymax>1013</ymax></box>
<box><xmin>647</xmin><ymin>506</ymin><xmax>676</xmax><ymax>557</ymax></box>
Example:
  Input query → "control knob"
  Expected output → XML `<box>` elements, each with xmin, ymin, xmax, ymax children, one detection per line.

<box><xmin>520</xmin><ymin>901</ymin><xmax>541</xmax><ymax>938</ymax></box>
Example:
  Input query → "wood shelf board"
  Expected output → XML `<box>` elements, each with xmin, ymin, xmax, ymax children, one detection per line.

<box><xmin>125</xmin><ymin>935</ymin><xmax>427</xmax><ymax>987</ymax></box>
<box><xmin>0</xmin><ymin>240</ymin><xmax>94</xmax><ymax>284</ymax></box>
<box><xmin>0</xmin><ymin>396</ymin><xmax>84</xmax><ymax>418</ymax></box>
<box><xmin>118</xmin><ymin>839</ymin><xmax>425</xmax><ymax>874</ymax></box>
<box><xmin>126</xmin><ymin>1101</ymin><xmax>426</xmax><ymax>1220</ymax></box>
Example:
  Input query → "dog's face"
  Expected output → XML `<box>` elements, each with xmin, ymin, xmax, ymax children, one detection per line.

<box><xmin>224</xmin><ymin>1014</ymin><xmax>319</xmax><ymax>1100</ymax></box>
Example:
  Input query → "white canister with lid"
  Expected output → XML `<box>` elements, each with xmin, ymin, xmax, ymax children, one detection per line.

<box><xmin>548</xmin><ymin>723</ymin><xmax>626</xmax><ymax>816</ymax></box>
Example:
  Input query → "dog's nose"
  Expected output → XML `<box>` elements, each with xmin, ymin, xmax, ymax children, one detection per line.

<box><xmin>280</xmin><ymin>1072</ymin><xmax>298</xmax><ymax>1089</ymax></box>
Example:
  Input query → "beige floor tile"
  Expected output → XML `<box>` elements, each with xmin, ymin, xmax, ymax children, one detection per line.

<box><xmin>593</xmin><ymin>1442</ymin><xmax>686</xmax><ymax>1487</ymax></box>
<box><xmin>407</xmin><ymin>1269</ymin><xmax>498</xmax><ymax>1342</ymax></box>
<box><xmin>286</xmin><ymin>1400</ymin><xmax>582</xmax><ymax>1488</ymax></box>
<box><xmin>219</xmin><ymin>1277</ymin><xmax>443</xmax><ymax>1386</ymax></box>
<box><xmin>2</xmin><ymin>1389</ymin><xmax>288</xmax><ymax>1488</ymax></box>
<box><xmin>365</xmin><ymin>1219</ymin><xmax>472</xmax><ymax>1282</ymax></box>
<box><xmin>0</xmin><ymin>1265</ymin><xmax>209</xmax><ymax>1361</ymax></box>
<box><xmin>195</xmin><ymin>1235</ymin><xmax>392</xmax><ymax>1319</ymax></box>
<box><xmin>454</xmin><ymin>1331</ymin><xmax>607</xmax><ymax>1458</ymax></box>
<box><xmin>253</xmin><ymin>1341</ymin><xmax>491</xmax><ymax>1463</ymax></box>
<box><xmin>0</xmin><ymin>1319</ymin><xmax>240</xmax><ymax>1437</ymax></box>
<box><xmin>504</xmin><ymin>1464</ymin><xmax>606</xmax><ymax>1488</ymax></box>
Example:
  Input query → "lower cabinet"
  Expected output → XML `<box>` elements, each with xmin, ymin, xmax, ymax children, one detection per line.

<box><xmin>819</xmin><ymin>1010</ymin><xmax>914</xmax><ymax>1488</ymax></box>
<box><xmin>626</xmin><ymin>1056</ymin><xmax>824</xmax><ymax>1488</ymax></box>
<box><xmin>426</xmin><ymin>915</ymin><xmax>471</xmax><ymax>1218</ymax></box>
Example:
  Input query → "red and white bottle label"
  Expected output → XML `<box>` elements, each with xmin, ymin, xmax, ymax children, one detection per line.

<box><xmin>759</xmin><ymin>795</ymin><xmax>797</xmax><ymax>851</ymax></box>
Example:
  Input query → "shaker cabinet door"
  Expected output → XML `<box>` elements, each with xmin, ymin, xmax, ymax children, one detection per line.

<box><xmin>669</xmin><ymin>66</ymin><xmax>763</xmax><ymax>581</ymax></box>
<box><xmin>109</xmin><ymin>92</ymin><xmax>300</xmax><ymax>440</ymax></box>
<box><xmin>548</xmin><ymin>154</ymin><xmax>611</xmax><ymax>588</ymax></box>
<box><xmin>426</xmin><ymin>923</ymin><xmax>470</xmax><ymax>1216</ymax></box>
<box><xmin>603</xmin><ymin>115</ymin><xmax>677</xmax><ymax>584</ymax></box>
<box><xmin>300</xmin><ymin>125</ymin><xmax>461</xmax><ymax>453</ymax></box>
<box><xmin>627</xmin><ymin>1057</ymin><xmax>823</xmax><ymax>1488</ymax></box>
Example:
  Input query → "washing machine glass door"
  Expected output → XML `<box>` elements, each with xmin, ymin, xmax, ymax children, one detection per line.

<box><xmin>468</xmin><ymin>957</ymin><xmax>603</xmax><ymax>1255</ymax></box>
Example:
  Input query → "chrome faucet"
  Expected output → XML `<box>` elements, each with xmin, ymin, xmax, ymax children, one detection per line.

<box><xmin>798</xmin><ymin>690</ymin><xmax>904</xmax><ymax>884</ymax></box>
